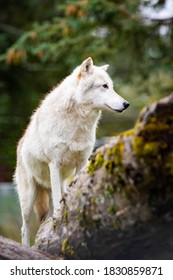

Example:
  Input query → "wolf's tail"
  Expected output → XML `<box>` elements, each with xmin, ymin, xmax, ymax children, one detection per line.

<box><xmin>34</xmin><ymin>186</ymin><xmax>49</xmax><ymax>222</ymax></box>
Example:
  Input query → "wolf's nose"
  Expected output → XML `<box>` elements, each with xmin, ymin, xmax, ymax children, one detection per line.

<box><xmin>123</xmin><ymin>101</ymin><xmax>130</xmax><ymax>109</ymax></box>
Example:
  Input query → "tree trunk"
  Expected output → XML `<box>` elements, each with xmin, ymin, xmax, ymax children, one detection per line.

<box><xmin>33</xmin><ymin>93</ymin><xmax>173</xmax><ymax>259</ymax></box>
<box><xmin>0</xmin><ymin>236</ymin><xmax>61</xmax><ymax>259</ymax></box>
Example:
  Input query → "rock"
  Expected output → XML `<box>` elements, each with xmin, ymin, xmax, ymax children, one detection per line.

<box><xmin>35</xmin><ymin>93</ymin><xmax>173</xmax><ymax>259</ymax></box>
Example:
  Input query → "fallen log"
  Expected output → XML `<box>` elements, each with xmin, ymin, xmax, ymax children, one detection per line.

<box><xmin>0</xmin><ymin>236</ymin><xmax>61</xmax><ymax>259</ymax></box>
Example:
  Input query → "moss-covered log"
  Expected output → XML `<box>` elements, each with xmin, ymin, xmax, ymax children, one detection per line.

<box><xmin>35</xmin><ymin>93</ymin><xmax>173</xmax><ymax>259</ymax></box>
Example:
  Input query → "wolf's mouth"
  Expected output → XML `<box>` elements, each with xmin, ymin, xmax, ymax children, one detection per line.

<box><xmin>105</xmin><ymin>104</ymin><xmax>123</xmax><ymax>113</ymax></box>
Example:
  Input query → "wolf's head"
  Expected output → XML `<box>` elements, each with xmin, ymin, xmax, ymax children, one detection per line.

<box><xmin>75</xmin><ymin>57</ymin><xmax>129</xmax><ymax>113</ymax></box>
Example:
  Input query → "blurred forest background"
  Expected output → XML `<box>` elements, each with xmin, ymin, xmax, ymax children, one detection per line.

<box><xmin>0</xmin><ymin>0</ymin><xmax>173</xmax><ymax>241</ymax></box>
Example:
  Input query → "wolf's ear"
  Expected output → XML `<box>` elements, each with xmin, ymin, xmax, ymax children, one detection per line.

<box><xmin>80</xmin><ymin>57</ymin><xmax>93</xmax><ymax>74</ymax></box>
<box><xmin>100</xmin><ymin>64</ymin><xmax>109</xmax><ymax>72</ymax></box>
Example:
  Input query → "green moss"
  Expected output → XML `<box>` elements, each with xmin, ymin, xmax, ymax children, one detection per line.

<box><xmin>87</xmin><ymin>152</ymin><xmax>104</xmax><ymax>175</ymax></box>
<box><xmin>62</xmin><ymin>238</ymin><xmax>68</xmax><ymax>251</ymax></box>
<box><xmin>53</xmin><ymin>220</ymin><xmax>61</xmax><ymax>229</ymax></box>
<box><xmin>113</xmin><ymin>218</ymin><xmax>121</xmax><ymax>230</ymax></box>
<box><xmin>62</xmin><ymin>205</ymin><xmax>69</xmax><ymax>223</ymax></box>
<box><xmin>90</xmin><ymin>197</ymin><xmax>97</xmax><ymax>203</ymax></box>
<box><xmin>115</xmin><ymin>142</ymin><xmax>124</xmax><ymax>165</ymax></box>
<box><xmin>106</xmin><ymin>141</ymin><xmax>124</xmax><ymax>158</ymax></box>
<box><xmin>76</xmin><ymin>207</ymin><xmax>87</xmax><ymax>227</ymax></box>
<box><xmin>135</xmin><ymin>115</ymin><xmax>173</xmax><ymax>135</ymax></box>
<box><xmin>106</xmin><ymin>141</ymin><xmax>124</xmax><ymax>171</ymax></box>
<box><xmin>164</xmin><ymin>162</ymin><xmax>173</xmax><ymax>176</ymax></box>
<box><xmin>76</xmin><ymin>189</ymin><xmax>81</xmax><ymax>198</ymax></box>
<box><xmin>132</xmin><ymin>136</ymin><xmax>144</xmax><ymax>156</ymax></box>
<box><xmin>76</xmin><ymin>206</ymin><xmax>100</xmax><ymax>229</ymax></box>
<box><xmin>53</xmin><ymin>205</ymin><xmax>69</xmax><ymax>229</ymax></box>
<box><xmin>133</xmin><ymin>136</ymin><xmax>167</xmax><ymax>158</ymax></box>
<box><xmin>87</xmin><ymin>137</ymin><xmax>126</xmax><ymax>176</ymax></box>
<box><xmin>108</xmin><ymin>205</ymin><xmax>116</xmax><ymax>214</ymax></box>
<box><xmin>133</xmin><ymin>115</ymin><xmax>173</xmax><ymax>160</ymax></box>
<box><xmin>119</xmin><ymin>129</ymin><xmax>135</xmax><ymax>137</ymax></box>
<box><xmin>164</xmin><ymin>154</ymin><xmax>173</xmax><ymax>176</ymax></box>
<box><xmin>141</xmin><ymin>122</ymin><xmax>169</xmax><ymax>138</ymax></box>
<box><xmin>143</xmin><ymin>142</ymin><xmax>159</xmax><ymax>156</ymax></box>
<box><xmin>105</xmin><ymin>183</ymin><xmax>116</xmax><ymax>195</ymax></box>
<box><xmin>61</xmin><ymin>238</ymin><xmax>79</xmax><ymax>259</ymax></box>
<box><xmin>104</xmin><ymin>159</ymin><xmax>115</xmax><ymax>174</ymax></box>
<box><xmin>87</xmin><ymin>139</ymin><xmax>128</xmax><ymax>191</ymax></box>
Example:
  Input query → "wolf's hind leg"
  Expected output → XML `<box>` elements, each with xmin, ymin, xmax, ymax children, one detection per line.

<box><xmin>19</xmin><ymin>179</ymin><xmax>38</xmax><ymax>246</ymax></box>
<box><xmin>45</xmin><ymin>188</ymin><xmax>53</xmax><ymax>219</ymax></box>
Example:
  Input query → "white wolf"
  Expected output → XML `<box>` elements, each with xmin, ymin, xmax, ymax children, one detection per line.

<box><xmin>14</xmin><ymin>57</ymin><xmax>129</xmax><ymax>246</ymax></box>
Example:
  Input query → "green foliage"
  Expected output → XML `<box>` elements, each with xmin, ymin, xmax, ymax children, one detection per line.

<box><xmin>1</xmin><ymin>0</ymin><xmax>173</xmax><ymax>78</ymax></box>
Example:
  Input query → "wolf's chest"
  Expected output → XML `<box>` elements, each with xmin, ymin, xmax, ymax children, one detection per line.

<box><xmin>59</xmin><ymin>142</ymin><xmax>92</xmax><ymax>164</ymax></box>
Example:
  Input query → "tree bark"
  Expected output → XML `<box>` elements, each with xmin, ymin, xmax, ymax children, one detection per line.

<box><xmin>32</xmin><ymin>93</ymin><xmax>173</xmax><ymax>259</ymax></box>
<box><xmin>0</xmin><ymin>236</ymin><xmax>61</xmax><ymax>259</ymax></box>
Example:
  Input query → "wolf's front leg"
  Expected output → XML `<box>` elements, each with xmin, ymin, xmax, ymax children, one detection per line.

<box><xmin>49</xmin><ymin>162</ymin><xmax>62</xmax><ymax>216</ymax></box>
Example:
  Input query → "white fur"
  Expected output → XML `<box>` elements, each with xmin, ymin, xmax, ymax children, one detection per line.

<box><xmin>14</xmin><ymin>57</ymin><xmax>129</xmax><ymax>246</ymax></box>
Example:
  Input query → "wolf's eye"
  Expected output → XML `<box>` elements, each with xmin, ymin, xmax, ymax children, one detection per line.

<box><xmin>102</xmin><ymin>84</ymin><xmax>108</xmax><ymax>89</ymax></box>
